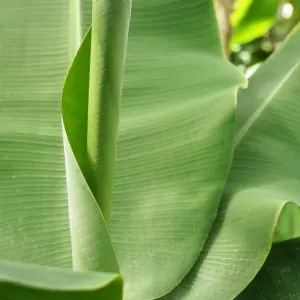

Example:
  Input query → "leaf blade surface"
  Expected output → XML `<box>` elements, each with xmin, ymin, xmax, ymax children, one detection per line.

<box><xmin>160</xmin><ymin>25</ymin><xmax>300</xmax><ymax>300</ymax></box>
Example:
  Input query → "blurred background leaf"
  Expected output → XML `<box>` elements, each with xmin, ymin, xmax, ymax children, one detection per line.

<box><xmin>231</xmin><ymin>0</ymin><xmax>279</xmax><ymax>45</ymax></box>
<box><xmin>216</xmin><ymin>0</ymin><xmax>300</xmax><ymax>75</ymax></box>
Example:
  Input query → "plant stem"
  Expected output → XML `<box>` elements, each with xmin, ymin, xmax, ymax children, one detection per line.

<box><xmin>87</xmin><ymin>0</ymin><xmax>132</xmax><ymax>224</ymax></box>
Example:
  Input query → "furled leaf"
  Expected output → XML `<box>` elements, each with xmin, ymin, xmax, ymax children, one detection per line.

<box><xmin>160</xmin><ymin>24</ymin><xmax>300</xmax><ymax>300</ymax></box>
<box><xmin>86</xmin><ymin>0</ymin><xmax>132</xmax><ymax>223</ymax></box>
<box><xmin>231</xmin><ymin>0</ymin><xmax>279</xmax><ymax>44</ymax></box>
<box><xmin>62</xmin><ymin>28</ymin><xmax>121</xmax><ymax>273</ymax></box>
<box><xmin>0</xmin><ymin>259</ymin><xmax>122</xmax><ymax>300</ymax></box>
<box><xmin>62</xmin><ymin>0</ymin><xmax>244</xmax><ymax>299</ymax></box>
<box><xmin>237</xmin><ymin>238</ymin><xmax>300</xmax><ymax>299</ymax></box>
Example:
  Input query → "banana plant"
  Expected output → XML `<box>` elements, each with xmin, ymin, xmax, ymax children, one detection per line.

<box><xmin>1</xmin><ymin>1</ymin><xmax>300</xmax><ymax>300</ymax></box>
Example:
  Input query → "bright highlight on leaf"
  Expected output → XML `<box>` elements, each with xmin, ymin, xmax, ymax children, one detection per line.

<box><xmin>1</xmin><ymin>1</ymin><xmax>300</xmax><ymax>300</ymax></box>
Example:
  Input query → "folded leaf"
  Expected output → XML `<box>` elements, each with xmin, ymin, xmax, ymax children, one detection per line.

<box><xmin>0</xmin><ymin>0</ymin><xmax>120</xmax><ymax>277</ymax></box>
<box><xmin>62</xmin><ymin>29</ymin><xmax>119</xmax><ymax>273</ymax></box>
<box><xmin>160</xmin><ymin>24</ymin><xmax>300</xmax><ymax>300</ymax></box>
<box><xmin>62</xmin><ymin>0</ymin><xmax>132</xmax><ymax>274</ymax></box>
<box><xmin>0</xmin><ymin>259</ymin><xmax>122</xmax><ymax>300</ymax></box>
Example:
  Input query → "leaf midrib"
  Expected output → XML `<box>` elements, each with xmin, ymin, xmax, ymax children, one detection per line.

<box><xmin>235</xmin><ymin>58</ymin><xmax>300</xmax><ymax>147</ymax></box>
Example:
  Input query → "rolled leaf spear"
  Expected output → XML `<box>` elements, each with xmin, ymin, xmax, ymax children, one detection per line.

<box><xmin>87</xmin><ymin>0</ymin><xmax>132</xmax><ymax>224</ymax></box>
<box><xmin>62</xmin><ymin>0</ymin><xmax>132</xmax><ymax>273</ymax></box>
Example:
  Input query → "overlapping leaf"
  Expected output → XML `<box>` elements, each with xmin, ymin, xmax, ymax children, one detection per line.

<box><xmin>0</xmin><ymin>260</ymin><xmax>122</xmax><ymax>300</ymax></box>
<box><xmin>161</xmin><ymin>25</ymin><xmax>300</xmax><ymax>300</ymax></box>
<box><xmin>0</xmin><ymin>1</ymin><xmax>123</xmax><ymax>298</ymax></box>
<box><xmin>62</xmin><ymin>0</ymin><xmax>244</xmax><ymax>299</ymax></box>
<box><xmin>1</xmin><ymin>0</ymin><xmax>244</xmax><ymax>299</ymax></box>
<box><xmin>8</xmin><ymin>1</ymin><xmax>300</xmax><ymax>300</ymax></box>
<box><xmin>62</xmin><ymin>0</ymin><xmax>132</xmax><ymax>273</ymax></box>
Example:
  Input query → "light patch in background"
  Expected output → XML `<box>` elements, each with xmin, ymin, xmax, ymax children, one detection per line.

<box><xmin>280</xmin><ymin>2</ymin><xmax>294</xmax><ymax>20</ymax></box>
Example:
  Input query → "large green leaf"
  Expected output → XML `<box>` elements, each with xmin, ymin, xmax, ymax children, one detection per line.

<box><xmin>237</xmin><ymin>238</ymin><xmax>300</xmax><ymax>299</ymax></box>
<box><xmin>1</xmin><ymin>0</ymin><xmax>244</xmax><ymax>299</ymax></box>
<box><xmin>161</xmin><ymin>24</ymin><xmax>300</xmax><ymax>300</ymax></box>
<box><xmin>0</xmin><ymin>259</ymin><xmax>122</xmax><ymax>300</ymax></box>
<box><xmin>231</xmin><ymin>0</ymin><xmax>279</xmax><ymax>44</ymax></box>
<box><xmin>111</xmin><ymin>0</ymin><xmax>244</xmax><ymax>297</ymax></box>
<box><xmin>0</xmin><ymin>0</ymin><xmax>73</xmax><ymax>267</ymax></box>
<box><xmin>62</xmin><ymin>0</ymin><xmax>244</xmax><ymax>299</ymax></box>
<box><xmin>0</xmin><ymin>0</ymin><xmax>119</xmax><ymax>293</ymax></box>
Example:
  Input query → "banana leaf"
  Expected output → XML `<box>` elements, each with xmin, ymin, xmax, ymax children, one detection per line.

<box><xmin>0</xmin><ymin>0</ymin><xmax>243</xmax><ymax>299</ymax></box>
<box><xmin>2</xmin><ymin>1</ymin><xmax>300</xmax><ymax>300</ymax></box>
<box><xmin>161</xmin><ymin>24</ymin><xmax>300</xmax><ymax>300</ymax></box>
